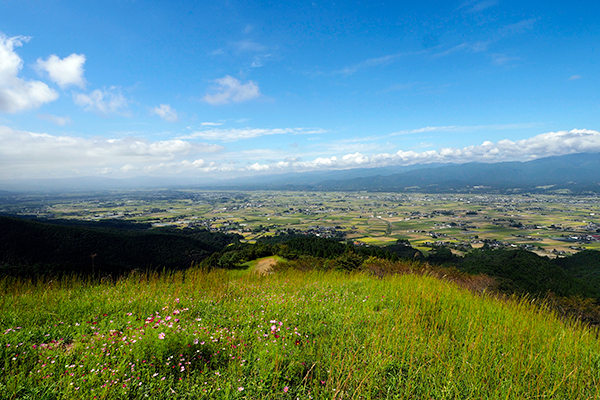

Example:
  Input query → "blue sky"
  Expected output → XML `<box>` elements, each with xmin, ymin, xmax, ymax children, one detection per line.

<box><xmin>0</xmin><ymin>0</ymin><xmax>599</xmax><ymax>181</ymax></box>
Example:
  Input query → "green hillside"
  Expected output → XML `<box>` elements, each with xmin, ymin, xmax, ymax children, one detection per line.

<box><xmin>0</xmin><ymin>216</ymin><xmax>241</xmax><ymax>276</ymax></box>
<box><xmin>1</xmin><ymin>268</ymin><xmax>599</xmax><ymax>399</ymax></box>
<box><xmin>555</xmin><ymin>250</ymin><xmax>600</xmax><ymax>291</ymax></box>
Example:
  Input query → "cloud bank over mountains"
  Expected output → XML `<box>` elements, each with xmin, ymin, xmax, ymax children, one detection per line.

<box><xmin>2</xmin><ymin>126</ymin><xmax>599</xmax><ymax>180</ymax></box>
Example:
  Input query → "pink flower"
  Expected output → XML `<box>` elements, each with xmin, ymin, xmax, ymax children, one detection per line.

<box><xmin>238</xmin><ymin>387</ymin><xmax>244</xmax><ymax>391</ymax></box>
<box><xmin>158</xmin><ymin>333</ymin><xmax>165</xmax><ymax>340</ymax></box>
<box><xmin>283</xmin><ymin>386</ymin><xmax>289</xmax><ymax>393</ymax></box>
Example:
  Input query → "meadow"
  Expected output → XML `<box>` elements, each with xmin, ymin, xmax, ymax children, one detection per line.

<box><xmin>2</xmin><ymin>266</ymin><xmax>599</xmax><ymax>399</ymax></box>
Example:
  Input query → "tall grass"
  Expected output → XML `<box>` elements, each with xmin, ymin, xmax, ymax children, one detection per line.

<box><xmin>1</xmin><ymin>268</ymin><xmax>599</xmax><ymax>399</ymax></box>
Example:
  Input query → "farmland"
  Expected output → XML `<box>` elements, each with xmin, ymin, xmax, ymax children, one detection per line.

<box><xmin>3</xmin><ymin>190</ymin><xmax>600</xmax><ymax>256</ymax></box>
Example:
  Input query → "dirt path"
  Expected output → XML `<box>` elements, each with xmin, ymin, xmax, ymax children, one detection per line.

<box><xmin>254</xmin><ymin>257</ymin><xmax>277</xmax><ymax>275</ymax></box>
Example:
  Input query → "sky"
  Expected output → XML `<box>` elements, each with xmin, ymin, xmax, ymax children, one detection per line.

<box><xmin>0</xmin><ymin>0</ymin><xmax>599</xmax><ymax>182</ymax></box>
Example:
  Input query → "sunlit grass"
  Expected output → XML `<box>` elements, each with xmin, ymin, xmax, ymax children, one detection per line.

<box><xmin>1</xmin><ymin>268</ymin><xmax>599</xmax><ymax>399</ymax></box>
<box><xmin>355</xmin><ymin>237</ymin><xmax>397</xmax><ymax>246</ymax></box>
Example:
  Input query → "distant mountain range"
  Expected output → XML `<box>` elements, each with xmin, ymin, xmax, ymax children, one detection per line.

<box><xmin>310</xmin><ymin>153</ymin><xmax>600</xmax><ymax>194</ymax></box>
<box><xmin>216</xmin><ymin>152</ymin><xmax>600</xmax><ymax>194</ymax></box>
<box><xmin>1</xmin><ymin>153</ymin><xmax>599</xmax><ymax>194</ymax></box>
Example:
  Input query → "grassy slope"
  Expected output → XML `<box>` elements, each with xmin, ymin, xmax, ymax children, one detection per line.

<box><xmin>1</xmin><ymin>269</ymin><xmax>599</xmax><ymax>399</ymax></box>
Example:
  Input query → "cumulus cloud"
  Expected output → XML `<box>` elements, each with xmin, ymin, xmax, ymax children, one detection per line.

<box><xmin>203</xmin><ymin>75</ymin><xmax>260</xmax><ymax>105</ymax></box>
<box><xmin>0</xmin><ymin>125</ymin><xmax>223</xmax><ymax>179</ymax></box>
<box><xmin>151</xmin><ymin>104</ymin><xmax>178</xmax><ymax>122</ymax></box>
<box><xmin>0</xmin><ymin>34</ymin><xmax>58</xmax><ymax>113</ymax></box>
<box><xmin>73</xmin><ymin>87</ymin><xmax>128</xmax><ymax>115</ymax></box>
<box><xmin>37</xmin><ymin>114</ymin><xmax>72</xmax><ymax>126</ymax></box>
<box><xmin>247</xmin><ymin>162</ymin><xmax>270</xmax><ymax>171</ymax></box>
<box><xmin>36</xmin><ymin>53</ymin><xmax>86</xmax><ymax>89</ymax></box>
<box><xmin>181</xmin><ymin>127</ymin><xmax>326</xmax><ymax>142</ymax></box>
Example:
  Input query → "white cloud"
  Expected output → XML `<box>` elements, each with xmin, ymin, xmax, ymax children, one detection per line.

<box><xmin>73</xmin><ymin>87</ymin><xmax>128</xmax><ymax>115</ymax></box>
<box><xmin>324</xmin><ymin>137</ymin><xmax>386</xmax><ymax>153</ymax></box>
<box><xmin>181</xmin><ymin>127</ymin><xmax>326</xmax><ymax>142</ymax></box>
<box><xmin>334</xmin><ymin>51</ymin><xmax>426</xmax><ymax>76</ymax></box>
<box><xmin>491</xmin><ymin>53</ymin><xmax>519</xmax><ymax>66</ymax></box>
<box><xmin>391</xmin><ymin>123</ymin><xmax>537</xmax><ymax>136</ymax></box>
<box><xmin>142</xmin><ymin>160</ymin><xmax>233</xmax><ymax>175</ymax></box>
<box><xmin>247</xmin><ymin>163</ymin><xmax>270</xmax><ymax>171</ymax></box>
<box><xmin>121</xmin><ymin>164</ymin><xmax>136</xmax><ymax>173</ymax></box>
<box><xmin>569</xmin><ymin>75</ymin><xmax>582</xmax><ymax>81</ymax></box>
<box><xmin>233</xmin><ymin>40</ymin><xmax>268</xmax><ymax>53</ymax></box>
<box><xmin>336</xmin><ymin>54</ymin><xmax>402</xmax><ymax>76</ymax></box>
<box><xmin>342</xmin><ymin>152</ymin><xmax>369</xmax><ymax>165</ymax></box>
<box><xmin>433</xmin><ymin>41</ymin><xmax>492</xmax><ymax>58</ymax></box>
<box><xmin>459</xmin><ymin>0</ymin><xmax>498</xmax><ymax>13</ymax></box>
<box><xmin>499</xmin><ymin>19</ymin><xmax>537</xmax><ymax>36</ymax></box>
<box><xmin>0</xmin><ymin>34</ymin><xmax>58</xmax><ymax>113</ymax></box>
<box><xmin>203</xmin><ymin>75</ymin><xmax>260</xmax><ymax>105</ymax></box>
<box><xmin>37</xmin><ymin>114</ymin><xmax>72</xmax><ymax>126</ymax></box>
<box><xmin>0</xmin><ymin>125</ymin><xmax>223</xmax><ymax>179</ymax></box>
<box><xmin>151</xmin><ymin>104</ymin><xmax>178</xmax><ymax>122</ymax></box>
<box><xmin>36</xmin><ymin>53</ymin><xmax>86</xmax><ymax>89</ymax></box>
<box><xmin>201</xmin><ymin>121</ymin><xmax>223</xmax><ymax>126</ymax></box>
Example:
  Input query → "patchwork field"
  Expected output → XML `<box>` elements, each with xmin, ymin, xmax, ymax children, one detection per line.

<box><xmin>3</xmin><ymin>190</ymin><xmax>599</xmax><ymax>256</ymax></box>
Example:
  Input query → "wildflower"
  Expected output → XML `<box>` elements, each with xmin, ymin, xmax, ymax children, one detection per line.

<box><xmin>238</xmin><ymin>387</ymin><xmax>244</xmax><ymax>391</ymax></box>
<box><xmin>158</xmin><ymin>333</ymin><xmax>166</xmax><ymax>340</ymax></box>
<box><xmin>284</xmin><ymin>386</ymin><xmax>289</xmax><ymax>393</ymax></box>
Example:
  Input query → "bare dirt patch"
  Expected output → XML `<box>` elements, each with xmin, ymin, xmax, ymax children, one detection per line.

<box><xmin>254</xmin><ymin>257</ymin><xmax>278</xmax><ymax>275</ymax></box>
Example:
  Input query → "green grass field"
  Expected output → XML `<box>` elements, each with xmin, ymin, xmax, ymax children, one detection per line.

<box><xmin>2</xmin><ymin>267</ymin><xmax>599</xmax><ymax>399</ymax></box>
